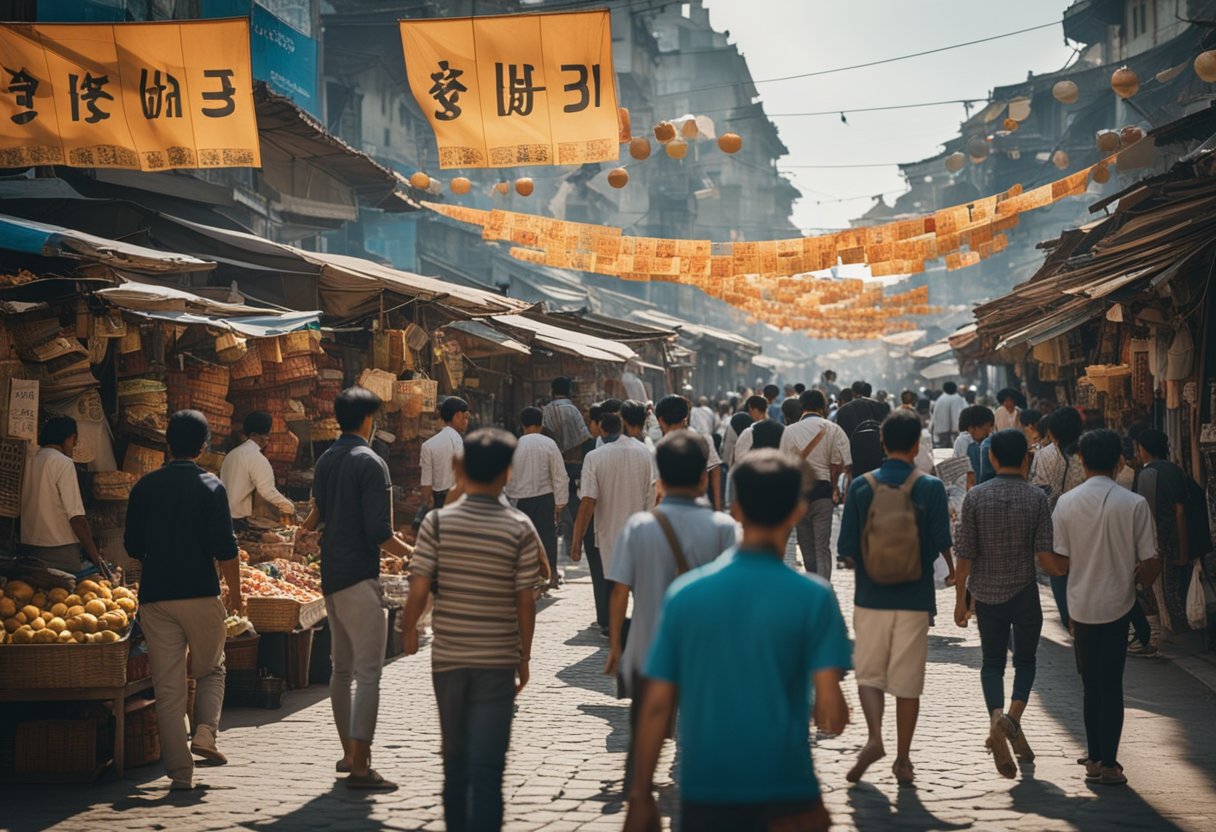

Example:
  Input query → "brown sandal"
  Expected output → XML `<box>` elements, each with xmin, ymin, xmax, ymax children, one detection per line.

<box><xmin>345</xmin><ymin>768</ymin><xmax>397</xmax><ymax>790</ymax></box>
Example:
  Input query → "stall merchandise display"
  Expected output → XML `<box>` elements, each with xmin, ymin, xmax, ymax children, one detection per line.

<box><xmin>167</xmin><ymin>364</ymin><xmax>233</xmax><ymax>445</ymax></box>
<box><xmin>0</xmin><ymin>578</ymin><xmax>137</xmax><ymax>645</ymax></box>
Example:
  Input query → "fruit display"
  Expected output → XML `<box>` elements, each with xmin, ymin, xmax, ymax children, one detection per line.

<box><xmin>262</xmin><ymin>559</ymin><xmax>322</xmax><ymax>596</ymax></box>
<box><xmin>237</xmin><ymin>564</ymin><xmax>320</xmax><ymax>603</ymax></box>
<box><xmin>0</xmin><ymin>578</ymin><xmax>137</xmax><ymax>645</ymax></box>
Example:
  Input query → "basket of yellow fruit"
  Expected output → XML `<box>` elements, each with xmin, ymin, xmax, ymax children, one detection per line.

<box><xmin>0</xmin><ymin>578</ymin><xmax>138</xmax><ymax>690</ymax></box>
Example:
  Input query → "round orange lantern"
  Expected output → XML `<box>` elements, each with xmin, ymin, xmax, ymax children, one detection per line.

<box><xmin>1095</xmin><ymin>130</ymin><xmax>1120</xmax><ymax>153</ymax></box>
<box><xmin>1052</xmin><ymin>80</ymin><xmax>1079</xmax><ymax>104</ymax></box>
<box><xmin>654</xmin><ymin>121</ymin><xmax>676</xmax><ymax>143</ymax></box>
<box><xmin>607</xmin><ymin>167</ymin><xmax>629</xmax><ymax>189</ymax></box>
<box><xmin>409</xmin><ymin>171</ymin><xmax>430</xmax><ymax>190</ymax></box>
<box><xmin>717</xmin><ymin>132</ymin><xmax>742</xmax><ymax>154</ymax></box>
<box><xmin>1091</xmin><ymin>164</ymin><xmax>1111</xmax><ymax>184</ymax></box>
<box><xmin>450</xmin><ymin>177</ymin><xmax>471</xmax><ymax>195</ymax></box>
<box><xmin>945</xmin><ymin>151</ymin><xmax>965</xmax><ymax>173</ymax></box>
<box><xmin>617</xmin><ymin>107</ymin><xmax>631</xmax><ymax>143</ymax></box>
<box><xmin>493</xmin><ymin>181</ymin><xmax>509</xmax><ymax>196</ymax></box>
<box><xmin>1120</xmin><ymin>125</ymin><xmax>1145</xmax><ymax>146</ymax></box>
<box><xmin>681</xmin><ymin>118</ymin><xmax>699</xmax><ymax>140</ymax></box>
<box><xmin>1052</xmin><ymin>150</ymin><xmax>1070</xmax><ymax>169</ymax></box>
<box><xmin>1196</xmin><ymin>50</ymin><xmax>1216</xmax><ymax>83</ymax></box>
<box><xmin>1002</xmin><ymin>117</ymin><xmax>1019</xmax><ymax>132</ymax></box>
<box><xmin>514</xmin><ymin>177</ymin><xmax>534</xmax><ymax>197</ymax></box>
<box><xmin>1111</xmin><ymin>66</ymin><xmax>1139</xmax><ymax>98</ymax></box>
<box><xmin>665</xmin><ymin>137</ymin><xmax>689</xmax><ymax>159</ymax></box>
<box><xmin>629</xmin><ymin>137</ymin><xmax>652</xmax><ymax>160</ymax></box>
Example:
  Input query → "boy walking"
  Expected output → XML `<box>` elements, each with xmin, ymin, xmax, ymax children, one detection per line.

<box><xmin>837</xmin><ymin>411</ymin><xmax>954</xmax><ymax>786</ymax></box>
<box><xmin>403</xmin><ymin>429</ymin><xmax>541</xmax><ymax>830</ymax></box>
<box><xmin>626</xmin><ymin>449</ymin><xmax>849</xmax><ymax>832</ymax></box>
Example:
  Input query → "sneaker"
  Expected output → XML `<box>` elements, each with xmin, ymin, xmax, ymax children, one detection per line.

<box><xmin>1126</xmin><ymin>640</ymin><xmax>1159</xmax><ymax>658</ymax></box>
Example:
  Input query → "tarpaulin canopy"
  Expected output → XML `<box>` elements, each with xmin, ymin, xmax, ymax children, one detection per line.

<box><xmin>444</xmin><ymin>320</ymin><xmax>532</xmax><ymax>357</ymax></box>
<box><xmin>0</xmin><ymin>213</ymin><xmax>214</xmax><ymax>274</ymax></box>
<box><xmin>492</xmin><ymin>314</ymin><xmax>636</xmax><ymax>363</ymax></box>
<box><xmin>96</xmin><ymin>281</ymin><xmax>320</xmax><ymax>337</ymax></box>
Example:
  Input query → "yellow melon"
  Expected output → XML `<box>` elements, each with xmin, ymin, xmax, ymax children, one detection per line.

<box><xmin>116</xmin><ymin>598</ymin><xmax>136</xmax><ymax>614</ymax></box>
<box><xmin>64</xmin><ymin>594</ymin><xmax>81</xmax><ymax>607</ymax></box>
<box><xmin>21</xmin><ymin>605</ymin><xmax>40</xmax><ymax>622</ymax></box>
<box><xmin>98</xmin><ymin>586</ymin><xmax>113</xmax><ymax>601</ymax></box>
<box><xmin>12</xmin><ymin>626</ymin><xmax>33</xmax><ymax>644</ymax></box>
<box><xmin>48</xmin><ymin>587</ymin><xmax>69</xmax><ymax>604</ymax></box>
<box><xmin>72</xmin><ymin>631</ymin><xmax>88</xmax><ymax>644</ymax></box>
<box><xmin>81</xmin><ymin>592</ymin><xmax>98</xmax><ymax>604</ymax></box>
<box><xmin>77</xmin><ymin>580</ymin><xmax>101</xmax><ymax>595</ymax></box>
<box><xmin>34</xmin><ymin>628</ymin><xmax>57</xmax><ymax>643</ymax></box>
<box><xmin>50</xmin><ymin>603</ymin><xmax>68</xmax><ymax>618</ymax></box>
<box><xmin>46</xmin><ymin>617</ymin><xmax>66</xmax><ymax>634</ymax></box>
<box><xmin>0</xmin><ymin>597</ymin><xmax>14</xmax><ymax>618</ymax></box>
<box><xmin>5</xmin><ymin>580</ymin><xmax>35</xmax><ymax>603</ymax></box>
<box><xmin>67</xmin><ymin>605</ymin><xmax>84</xmax><ymax>618</ymax></box>
<box><xmin>97</xmin><ymin>630</ymin><xmax>120</xmax><ymax>644</ymax></box>
<box><xmin>29</xmin><ymin>617</ymin><xmax>45</xmax><ymax>632</ymax></box>
<box><xmin>84</xmin><ymin>599</ymin><xmax>107</xmax><ymax>617</ymax></box>
<box><xmin>14</xmin><ymin>611</ymin><xmax>26</xmax><ymax>626</ymax></box>
<box><xmin>3</xmin><ymin>617</ymin><xmax>20</xmax><ymax>634</ymax></box>
<box><xmin>57</xmin><ymin>630</ymin><xmax>74</xmax><ymax>643</ymax></box>
<box><xmin>79</xmin><ymin>613</ymin><xmax>99</xmax><ymax>634</ymax></box>
<box><xmin>112</xmin><ymin>587</ymin><xmax>134</xmax><ymax>600</ymax></box>
<box><xmin>30</xmin><ymin>592</ymin><xmax>47</xmax><ymax>610</ymax></box>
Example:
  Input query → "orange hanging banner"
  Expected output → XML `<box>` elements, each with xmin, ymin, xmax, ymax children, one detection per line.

<box><xmin>400</xmin><ymin>10</ymin><xmax>620</xmax><ymax>169</ymax></box>
<box><xmin>0</xmin><ymin>19</ymin><xmax>259</xmax><ymax>171</ymax></box>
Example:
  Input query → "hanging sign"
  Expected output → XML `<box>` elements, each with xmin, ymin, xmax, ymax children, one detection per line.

<box><xmin>400</xmin><ymin>9</ymin><xmax>619</xmax><ymax>169</ymax></box>
<box><xmin>0</xmin><ymin>19</ymin><xmax>260</xmax><ymax>171</ymax></box>
<box><xmin>7</xmin><ymin>378</ymin><xmax>38</xmax><ymax>441</ymax></box>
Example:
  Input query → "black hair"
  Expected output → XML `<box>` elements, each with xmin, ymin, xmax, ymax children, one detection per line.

<box><xmin>729</xmin><ymin>411</ymin><xmax>752</xmax><ymax>436</ymax></box>
<box><xmin>599</xmin><ymin>412</ymin><xmax>623</xmax><ymax>435</ymax></box>
<box><xmin>551</xmin><ymin>376</ymin><xmax>572</xmax><ymax>396</ymax></box>
<box><xmin>881</xmin><ymin>410</ymin><xmax>922</xmax><ymax>454</ymax></box>
<box><xmin>39</xmin><ymin>416</ymin><xmax>78</xmax><ymax>447</ymax></box>
<box><xmin>600</xmin><ymin>398</ymin><xmax>623</xmax><ymax>415</ymax></box>
<box><xmin>656</xmin><ymin>432</ymin><xmax>708</xmax><ymax>488</ymax></box>
<box><xmin>167</xmin><ymin>410</ymin><xmax>211</xmax><ymax>458</ymax></box>
<box><xmin>751</xmin><ymin>419</ymin><xmax>785</xmax><ymax>450</ymax></box>
<box><xmin>733</xmin><ymin>450</ymin><xmax>802</xmax><ymax>528</ymax></box>
<box><xmin>794</xmin><ymin>383</ymin><xmax>806</xmax><ymax>395</ymax></box>
<box><xmin>990</xmin><ymin>429</ymin><xmax>1028</xmax><ymax>468</ymax></box>
<box><xmin>850</xmin><ymin>380</ymin><xmax>867</xmax><ymax>396</ymax></box>
<box><xmin>462</xmin><ymin>428</ymin><xmax>517</xmax><ymax>484</ymax></box>
<box><xmin>838</xmin><ymin>389</ymin><xmax>854</xmax><ymax>405</ymax></box>
<box><xmin>800</xmin><ymin>389</ymin><xmax>827</xmax><ymax>413</ymax></box>
<box><xmin>1048</xmin><ymin>406</ymin><xmax>1083</xmax><ymax>453</ymax></box>
<box><xmin>781</xmin><ymin>397</ymin><xmax>803</xmax><ymax>425</ymax></box>
<box><xmin>334</xmin><ymin>386</ymin><xmax>382</xmax><ymax>432</ymax></box>
<box><xmin>996</xmin><ymin>387</ymin><xmax>1020</xmax><ymax>405</ymax></box>
<box><xmin>655</xmin><ymin>395</ymin><xmax>690</xmax><ymax>425</ymax></box>
<box><xmin>1079</xmin><ymin>429</ymin><xmax>1122</xmax><ymax>474</ymax></box>
<box><xmin>621</xmin><ymin>399</ymin><xmax>647</xmax><ymax>428</ymax></box>
<box><xmin>959</xmin><ymin>404</ymin><xmax>992</xmax><ymax>431</ymax></box>
<box><xmin>588</xmin><ymin>403</ymin><xmax>603</xmax><ymax>423</ymax></box>
<box><xmin>745</xmin><ymin>395</ymin><xmax>767</xmax><ymax>413</ymax></box>
<box><xmin>942</xmin><ymin>381</ymin><xmax>958</xmax><ymax>395</ymax></box>
<box><xmin>242</xmin><ymin>411</ymin><xmax>273</xmax><ymax>436</ymax></box>
<box><xmin>900</xmin><ymin>390</ymin><xmax>918</xmax><ymax>406</ymax></box>
<box><xmin>1135</xmin><ymin>428</ymin><xmax>1170</xmax><ymax>460</ymax></box>
<box><xmin>762</xmin><ymin>384</ymin><xmax>780</xmax><ymax>401</ymax></box>
<box><xmin>1019</xmin><ymin>409</ymin><xmax>1041</xmax><ymax>428</ymax></box>
<box><xmin>520</xmin><ymin>406</ymin><xmax>543</xmax><ymax>428</ymax></box>
<box><xmin>439</xmin><ymin>396</ymin><xmax>470</xmax><ymax>423</ymax></box>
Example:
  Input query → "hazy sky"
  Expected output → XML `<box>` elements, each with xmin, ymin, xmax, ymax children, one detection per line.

<box><xmin>702</xmin><ymin>0</ymin><xmax>1080</xmax><ymax>232</ymax></box>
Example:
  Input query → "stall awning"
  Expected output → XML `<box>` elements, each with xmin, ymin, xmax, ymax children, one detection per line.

<box><xmin>445</xmin><ymin>320</ymin><xmax>532</xmax><ymax>356</ymax></box>
<box><xmin>909</xmin><ymin>339</ymin><xmax>953</xmax><ymax>360</ymax></box>
<box><xmin>0</xmin><ymin>213</ymin><xmax>214</xmax><ymax>274</ymax></box>
<box><xmin>630</xmin><ymin>309</ymin><xmax>761</xmax><ymax>354</ymax></box>
<box><xmin>920</xmin><ymin>358</ymin><xmax>961</xmax><ymax>380</ymax></box>
<box><xmin>492</xmin><ymin>314</ymin><xmax>637</xmax><ymax>363</ymax></box>
<box><xmin>96</xmin><ymin>281</ymin><xmax>321</xmax><ymax>337</ymax></box>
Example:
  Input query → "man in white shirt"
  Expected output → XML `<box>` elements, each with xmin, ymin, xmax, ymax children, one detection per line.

<box><xmin>1051</xmin><ymin>429</ymin><xmax>1160</xmax><ymax>787</ymax></box>
<box><xmin>505</xmin><ymin>407</ymin><xmax>569</xmax><ymax>588</ymax></box>
<box><xmin>221</xmin><ymin>411</ymin><xmax>296</xmax><ymax>528</ymax></box>
<box><xmin>779</xmin><ymin>389</ymin><xmax>850</xmax><ymax>579</ymax></box>
<box><xmin>420</xmin><ymin>396</ymin><xmax>470</xmax><ymax>513</ymax></box>
<box><xmin>571</xmin><ymin>410</ymin><xmax>656</xmax><ymax>634</ymax></box>
<box><xmin>689</xmin><ymin>396</ymin><xmax>717</xmax><ymax>437</ymax></box>
<box><xmin>931</xmin><ymin>381</ymin><xmax>967</xmax><ymax>449</ymax></box>
<box><xmin>730</xmin><ymin>395</ymin><xmax>771</xmax><ymax>466</ymax></box>
<box><xmin>994</xmin><ymin>389</ymin><xmax>1022</xmax><ymax>432</ymax></box>
<box><xmin>654</xmin><ymin>395</ymin><xmax>722</xmax><ymax>510</ymax></box>
<box><xmin>20</xmin><ymin>416</ymin><xmax>107</xmax><ymax>575</ymax></box>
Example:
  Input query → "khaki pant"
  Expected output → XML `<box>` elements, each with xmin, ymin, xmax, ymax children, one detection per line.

<box><xmin>141</xmin><ymin>596</ymin><xmax>227</xmax><ymax>784</ymax></box>
<box><xmin>325</xmin><ymin>578</ymin><xmax>387</xmax><ymax>744</ymax></box>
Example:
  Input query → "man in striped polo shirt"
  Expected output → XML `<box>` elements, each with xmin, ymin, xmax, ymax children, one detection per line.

<box><xmin>402</xmin><ymin>428</ymin><xmax>542</xmax><ymax>831</ymax></box>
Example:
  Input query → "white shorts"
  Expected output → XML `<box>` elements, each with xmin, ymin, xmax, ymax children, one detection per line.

<box><xmin>853</xmin><ymin>607</ymin><xmax>930</xmax><ymax>699</ymax></box>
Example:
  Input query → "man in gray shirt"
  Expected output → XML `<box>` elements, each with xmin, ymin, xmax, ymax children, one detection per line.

<box><xmin>605</xmin><ymin>431</ymin><xmax>739</xmax><ymax>788</ymax></box>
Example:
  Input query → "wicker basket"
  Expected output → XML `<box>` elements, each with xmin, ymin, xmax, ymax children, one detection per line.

<box><xmin>396</xmin><ymin>379</ymin><xmax>438</xmax><ymax>418</ymax></box>
<box><xmin>16</xmin><ymin>716</ymin><xmax>107</xmax><ymax>779</ymax></box>
<box><xmin>0</xmin><ymin>633</ymin><xmax>130</xmax><ymax>690</ymax></box>
<box><xmin>224</xmin><ymin>635</ymin><xmax>261</xmax><ymax>671</ymax></box>
<box><xmin>122</xmin><ymin>443</ymin><xmax>164</xmax><ymax>477</ymax></box>
<box><xmin>123</xmin><ymin>699</ymin><xmax>160</xmax><ymax>768</ymax></box>
<box><xmin>229</xmin><ymin>347</ymin><xmax>264</xmax><ymax>380</ymax></box>
<box><xmin>281</xmin><ymin>331</ymin><xmax>312</xmax><ymax>357</ymax></box>
<box><xmin>246</xmin><ymin>597</ymin><xmax>304</xmax><ymax>633</ymax></box>
<box><xmin>257</xmin><ymin>337</ymin><xmax>283</xmax><ymax>364</ymax></box>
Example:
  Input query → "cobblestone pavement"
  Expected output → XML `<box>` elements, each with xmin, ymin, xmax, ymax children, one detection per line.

<box><xmin>5</xmin><ymin>530</ymin><xmax>1216</xmax><ymax>832</ymax></box>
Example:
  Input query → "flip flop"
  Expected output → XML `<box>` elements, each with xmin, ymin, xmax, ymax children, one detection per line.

<box><xmin>345</xmin><ymin>768</ymin><xmax>397</xmax><ymax>791</ymax></box>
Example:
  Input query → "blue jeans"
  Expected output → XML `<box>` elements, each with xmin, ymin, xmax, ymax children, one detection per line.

<box><xmin>433</xmin><ymin>668</ymin><xmax>517</xmax><ymax>832</ymax></box>
<box><xmin>1049</xmin><ymin>573</ymin><xmax>1070</xmax><ymax>628</ymax></box>
<box><xmin>975</xmin><ymin>582</ymin><xmax>1043</xmax><ymax>713</ymax></box>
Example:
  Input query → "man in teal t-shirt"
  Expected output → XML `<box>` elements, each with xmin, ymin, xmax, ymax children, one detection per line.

<box><xmin>626</xmin><ymin>450</ymin><xmax>851</xmax><ymax>832</ymax></box>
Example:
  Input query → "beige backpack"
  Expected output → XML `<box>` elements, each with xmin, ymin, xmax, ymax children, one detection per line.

<box><xmin>860</xmin><ymin>470</ymin><xmax>923</xmax><ymax>585</ymax></box>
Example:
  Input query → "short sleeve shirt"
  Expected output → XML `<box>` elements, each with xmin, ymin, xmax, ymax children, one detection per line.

<box><xmin>779</xmin><ymin>415</ymin><xmax>850</xmax><ymax>481</ymax></box>
<box><xmin>1135</xmin><ymin>460</ymin><xmax>1188</xmax><ymax>560</ymax></box>
<box><xmin>644</xmin><ymin>549</ymin><xmax>851</xmax><ymax>804</ymax></box>
<box><xmin>420</xmin><ymin>425</ymin><xmax>463</xmax><ymax>492</ymax></box>
<box><xmin>20</xmin><ymin>447</ymin><xmax>86</xmax><ymax>547</ymax></box>
<box><xmin>579</xmin><ymin>437</ymin><xmax>656</xmax><ymax>570</ymax></box>
<box><xmin>955</xmin><ymin>475</ymin><xmax>1053</xmax><ymax>604</ymax></box>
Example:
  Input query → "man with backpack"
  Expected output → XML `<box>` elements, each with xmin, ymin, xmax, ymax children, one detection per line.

<box><xmin>780</xmin><ymin>390</ymin><xmax>850</xmax><ymax>580</ymax></box>
<box><xmin>835</xmin><ymin>381</ymin><xmax>891</xmax><ymax>440</ymax></box>
<box><xmin>837</xmin><ymin>410</ymin><xmax>955</xmax><ymax>786</ymax></box>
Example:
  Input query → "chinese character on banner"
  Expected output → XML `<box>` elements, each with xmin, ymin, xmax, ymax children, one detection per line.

<box><xmin>401</xmin><ymin>9</ymin><xmax>619</xmax><ymax>169</ymax></box>
<box><xmin>0</xmin><ymin>20</ymin><xmax>260</xmax><ymax>171</ymax></box>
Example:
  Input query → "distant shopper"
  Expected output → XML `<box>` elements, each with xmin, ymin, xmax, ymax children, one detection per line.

<box><xmin>220</xmin><ymin>411</ymin><xmax>296</xmax><ymax>529</ymax></box>
<box><xmin>779</xmin><ymin>389</ymin><xmax>850</xmax><ymax>579</ymax></box>
<box><xmin>835</xmin><ymin>380</ymin><xmax>891</xmax><ymax>440</ymax></box>
<box><xmin>403</xmin><ymin>429</ymin><xmax>541</xmax><ymax>828</ymax></box>
<box><xmin>654</xmin><ymin>395</ymin><xmax>723</xmax><ymax>510</ymax></box>
<box><xmin>689</xmin><ymin>396</ymin><xmax>717</xmax><ymax>437</ymax></box>
<box><xmin>504</xmin><ymin>407</ymin><xmax>569</xmax><ymax>590</ymax></box>
<box><xmin>125</xmin><ymin>410</ymin><xmax>242</xmax><ymax>790</ymax></box>
<box><xmin>819</xmin><ymin>369</ymin><xmax>842</xmax><ymax>399</ymax></box>
<box><xmin>763</xmin><ymin>384</ymin><xmax>784</xmax><ymax>424</ymax></box>
<box><xmin>958</xmin><ymin>405</ymin><xmax>995</xmax><ymax>489</ymax></box>
<box><xmin>1053</xmin><ymin>430</ymin><xmax>1159</xmax><ymax>786</ymax></box>
<box><xmin>626</xmin><ymin>450</ymin><xmax>849</xmax><ymax>832</ymax></box>
<box><xmin>954</xmin><ymin>429</ymin><xmax>1063</xmax><ymax>779</ymax></box>
<box><xmin>420</xmin><ymin>396</ymin><xmax>471</xmax><ymax>513</ymax></box>
<box><xmin>310</xmin><ymin>387</ymin><xmax>414</xmax><ymax>789</ymax></box>
<box><xmin>730</xmin><ymin>395</ymin><xmax>771</xmax><ymax>464</ymax></box>
<box><xmin>931</xmin><ymin>381</ymin><xmax>967</xmax><ymax>448</ymax></box>
<box><xmin>542</xmin><ymin>376</ymin><xmax>593</xmax><ymax>553</ymax></box>
<box><xmin>1132</xmin><ymin>429</ymin><xmax>1193</xmax><ymax>644</ymax></box>
<box><xmin>838</xmin><ymin>411</ymin><xmax>954</xmax><ymax>786</ymax></box>
<box><xmin>1031</xmin><ymin>407</ymin><xmax>1085</xmax><ymax>627</ymax></box>
<box><xmin>994</xmin><ymin>388</ymin><xmax>1022</xmax><ymax>432</ymax></box>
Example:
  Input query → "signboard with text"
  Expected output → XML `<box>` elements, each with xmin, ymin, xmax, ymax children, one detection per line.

<box><xmin>7</xmin><ymin>379</ymin><xmax>38</xmax><ymax>442</ymax></box>
<box><xmin>400</xmin><ymin>10</ymin><xmax>619</xmax><ymax>169</ymax></box>
<box><xmin>0</xmin><ymin>19</ymin><xmax>261</xmax><ymax>171</ymax></box>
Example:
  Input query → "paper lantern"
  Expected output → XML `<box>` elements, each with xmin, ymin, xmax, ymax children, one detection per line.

<box><xmin>1197</xmin><ymin>51</ymin><xmax>1216</xmax><ymax>83</ymax></box>
<box><xmin>629</xmin><ymin>136</ymin><xmax>652</xmax><ymax>160</ymax></box>
<box><xmin>1053</xmin><ymin>80</ymin><xmax>1079</xmax><ymax>104</ymax></box>
<box><xmin>514</xmin><ymin>177</ymin><xmax>534</xmax><ymax>197</ymax></box>
<box><xmin>717</xmin><ymin>132</ymin><xmax>742</xmax><ymax>154</ymax></box>
<box><xmin>618</xmin><ymin>107</ymin><xmax>631</xmax><ymax>144</ymax></box>
<box><xmin>607</xmin><ymin>167</ymin><xmax>629</xmax><ymax>189</ymax></box>
<box><xmin>1095</xmin><ymin>130</ymin><xmax>1120</xmax><ymax>152</ymax></box>
<box><xmin>493</xmin><ymin>181</ymin><xmax>509</xmax><ymax>196</ymax></box>
<box><xmin>681</xmin><ymin>118</ymin><xmax>699</xmax><ymax>139</ymax></box>
<box><xmin>665</xmin><ymin>137</ymin><xmax>689</xmax><ymax>159</ymax></box>
<box><xmin>450</xmin><ymin>176</ymin><xmax>471</xmax><ymax>195</ymax></box>
<box><xmin>1120</xmin><ymin>125</ymin><xmax>1145</xmax><ymax>146</ymax></box>
<box><xmin>1001</xmin><ymin>117</ymin><xmax>1019</xmax><ymax>132</ymax></box>
<box><xmin>1052</xmin><ymin>150</ymin><xmax>1070</xmax><ymax>169</ymax></box>
<box><xmin>409</xmin><ymin>171</ymin><xmax>431</xmax><ymax>190</ymax></box>
<box><xmin>944</xmin><ymin>151</ymin><xmax>965</xmax><ymax>173</ymax></box>
<box><xmin>654</xmin><ymin>121</ymin><xmax>676</xmax><ymax>143</ymax></box>
<box><xmin>1111</xmin><ymin>66</ymin><xmax>1139</xmax><ymax>98</ymax></box>
<box><xmin>966</xmin><ymin>137</ymin><xmax>989</xmax><ymax>159</ymax></box>
<box><xmin>1091</xmin><ymin>164</ymin><xmax>1111</xmax><ymax>184</ymax></box>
